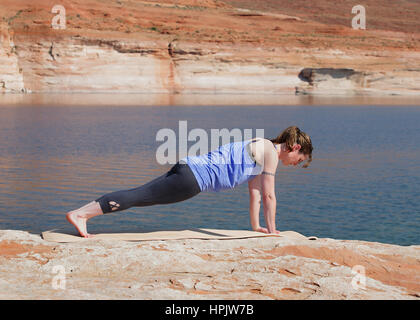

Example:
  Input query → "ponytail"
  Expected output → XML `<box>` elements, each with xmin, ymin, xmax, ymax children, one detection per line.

<box><xmin>270</xmin><ymin>126</ymin><xmax>313</xmax><ymax>168</ymax></box>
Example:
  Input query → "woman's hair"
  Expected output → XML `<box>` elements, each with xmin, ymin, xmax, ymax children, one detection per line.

<box><xmin>270</xmin><ymin>126</ymin><xmax>313</xmax><ymax>168</ymax></box>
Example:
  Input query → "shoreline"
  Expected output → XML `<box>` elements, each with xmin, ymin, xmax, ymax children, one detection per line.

<box><xmin>1</xmin><ymin>93</ymin><xmax>419</xmax><ymax>107</ymax></box>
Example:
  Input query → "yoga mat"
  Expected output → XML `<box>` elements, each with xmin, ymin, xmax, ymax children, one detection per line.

<box><xmin>41</xmin><ymin>228</ymin><xmax>317</xmax><ymax>243</ymax></box>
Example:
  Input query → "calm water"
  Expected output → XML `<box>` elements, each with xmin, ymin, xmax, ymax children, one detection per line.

<box><xmin>0</xmin><ymin>104</ymin><xmax>419</xmax><ymax>246</ymax></box>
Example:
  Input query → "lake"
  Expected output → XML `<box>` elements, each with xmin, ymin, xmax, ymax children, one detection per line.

<box><xmin>0</xmin><ymin>97</ymin><xmax>419</xmax><ymax>245</ymax></box>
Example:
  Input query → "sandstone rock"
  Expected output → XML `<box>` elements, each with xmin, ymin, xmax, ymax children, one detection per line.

<box><xmin>0</xmin><ymin>229</ymin><xmax>418</xmax><ymax>299</ymax></box>
<box><xmin>295</xmin><ymin>67</ymin><xmax>420</xmax><ymax>96</ymax></box>
<box><xmin>0</xmin><ymin>0</ymin><xmax>418</xmax><ymax>96</ymax></box>
<box><xmin>295</xmin><ymin>68</ymin><xmax>367</xmax><ymax>95</ymax></box>
<box><xmin>0</xmin><ymin>22</ymin><xmax>25</xmax><ymax>93</ymax></box>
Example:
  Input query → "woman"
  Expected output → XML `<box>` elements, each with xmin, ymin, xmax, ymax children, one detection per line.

<box><xmin>66</xmin><ymin>126</ymin><xmax>313</xmax><ymax>238</ymax></box>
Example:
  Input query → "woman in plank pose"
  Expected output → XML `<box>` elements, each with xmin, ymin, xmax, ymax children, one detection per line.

<box><xmin>66</xmin><ymin>126</ymin><xmax>313</xmax><ymax>237</ymax></box>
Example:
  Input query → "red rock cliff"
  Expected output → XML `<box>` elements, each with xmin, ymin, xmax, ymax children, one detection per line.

<box><xmin>0</xmin><ymin>0</ymin><xmax>419</xmax><ymax>95</ymax></box>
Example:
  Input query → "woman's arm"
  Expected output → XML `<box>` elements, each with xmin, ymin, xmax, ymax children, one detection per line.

<box><xmin>261</xmin><ymin>171</ymin><xmax>277</xmax><ymax>233</ymax></box>
<box><xmin>260</xmin><ymin>142</ymin><xmax>280</xmax><ymax>234</ymax></box>
<box><xmin>248</xmin><ymin>175</ymin><xmax>267</xmax><ymax>232</ymax></box>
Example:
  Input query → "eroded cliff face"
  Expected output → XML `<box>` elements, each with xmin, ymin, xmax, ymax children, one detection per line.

<box><xmin>0</xmin><ymin>230</ymin><xmax>419</xmax><ymax>299</ymax></box>
<box><xmin>0</xmin><ymin>21</ymin><xmax>25</xmax><ymax>92</ymax></box>
<box><xmin>1</xmin><ymin>0</ymin><xmax>419</xmax><ymax>95</ymax></box>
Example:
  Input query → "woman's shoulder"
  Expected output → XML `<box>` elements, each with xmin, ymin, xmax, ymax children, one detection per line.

<box><xmin>248</xmin><ymin>138</ymin><xmax>275</xmax><ymax>150</ymax></box>
<box><xmin>248</xmin><ymin>138</ymin><xmax>276</xmax><ymax>165</ymax></box>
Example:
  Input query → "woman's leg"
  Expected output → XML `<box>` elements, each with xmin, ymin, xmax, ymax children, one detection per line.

<box><xmin>67</xmin><ymin>162</ymin><xmax>201</xmax><ymax>237</ymax></box>
<box><xmin>95</xmin><ymin>162</ymin><xmax>200</xmax><ymax>213</ymax></box>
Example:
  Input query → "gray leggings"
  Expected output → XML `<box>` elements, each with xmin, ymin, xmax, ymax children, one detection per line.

<box><xmin>95</xmin><ymin>162</ymin><xmax>201</xmax><ymax>214</ymax></box>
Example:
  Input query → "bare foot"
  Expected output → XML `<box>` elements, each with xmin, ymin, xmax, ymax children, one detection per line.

<box><xmin>66</xmin><ymin>211</ymin><xmax>94</xmax><ymax>238</ymax></box>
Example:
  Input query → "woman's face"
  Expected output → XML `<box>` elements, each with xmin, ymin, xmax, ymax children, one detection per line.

<box><xmin>281</xmin><ymin>144</ymin><xmax>308</xmax><ymax>166</ymax></box>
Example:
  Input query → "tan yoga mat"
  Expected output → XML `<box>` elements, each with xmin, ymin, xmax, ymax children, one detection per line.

<box><xmin>41</xmin><ymin>228</ymin><xmax>317</xmax><ymax>243</ymax></box>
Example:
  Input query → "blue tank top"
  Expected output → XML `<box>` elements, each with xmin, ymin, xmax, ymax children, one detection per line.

<box><xmin>181</xmin><ymin>139</ymin><xmax>263</xmax><ymax>192</ymax></box>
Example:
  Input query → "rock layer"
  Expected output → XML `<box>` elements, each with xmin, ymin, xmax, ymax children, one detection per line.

<box><xmin>0</xmin><ymin>0</ymin><xmax>419</xmax><ymax>95</ymax></box>
<box><xmin>0</xmin><ymin>230</ymin><xmax>419</xmax><ymax>299</ymax></box>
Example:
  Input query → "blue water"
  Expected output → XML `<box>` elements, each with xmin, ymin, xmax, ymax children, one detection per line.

<box><xmin>0</xmin><ymin>104</ymin><xmax>419</xmax><ymax>245</ymax></box>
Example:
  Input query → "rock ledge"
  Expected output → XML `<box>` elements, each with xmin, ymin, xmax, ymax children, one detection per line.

<box><xmin>0</xmin><ymin>230</ymin><xmax>419</xmax><ymax>300</ymax></box>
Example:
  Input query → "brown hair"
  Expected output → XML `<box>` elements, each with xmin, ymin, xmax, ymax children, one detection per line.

<box><xmin>270</xmin><ymin>126</ymin><xmax>313</xmax><ymax>168</ymax></box>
